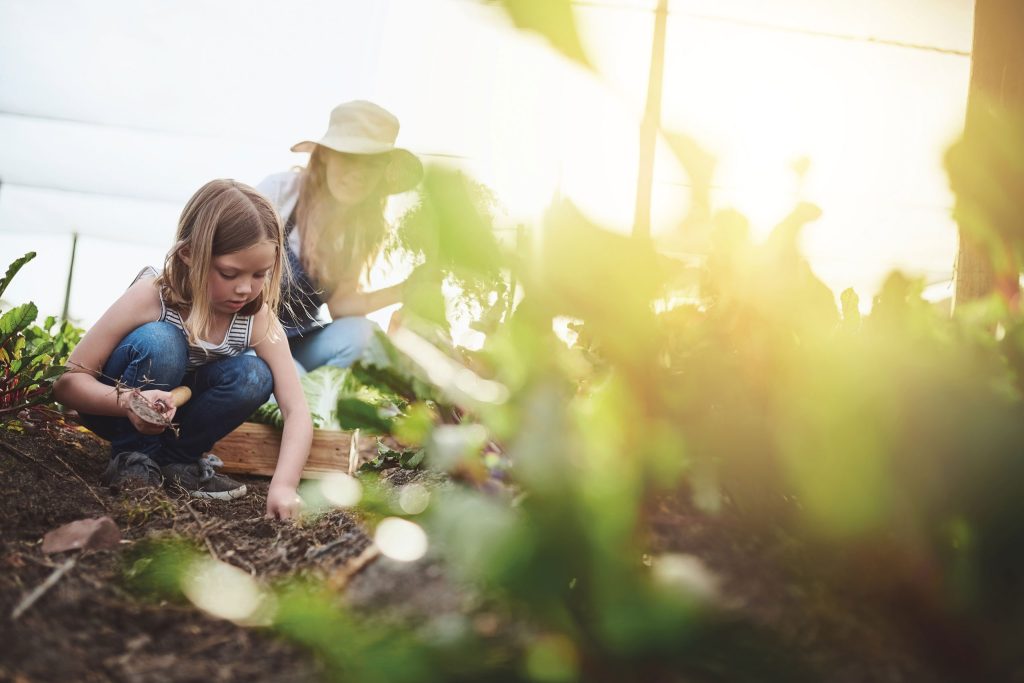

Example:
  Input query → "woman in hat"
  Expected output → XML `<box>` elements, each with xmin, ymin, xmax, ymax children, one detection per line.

<box><xmin>256</xmin><ymin>101</ymin><xmax>423</xmax><ymax>371</ymax></box>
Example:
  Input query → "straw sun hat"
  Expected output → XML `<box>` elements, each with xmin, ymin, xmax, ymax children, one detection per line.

<box><xmin>291</xmin><ymin>100</ymin><xmax>424</xmax><ymax>194</ymax></box>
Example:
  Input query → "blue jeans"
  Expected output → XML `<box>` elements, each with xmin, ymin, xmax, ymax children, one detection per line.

<box><xmin>288</xmin><ymin>316</ymin><xmax>379</xmax><ymax>372</ymax></box>
<box><xmin>79</xmin><ymin>321</ymin><xmax>273</xmax><ymax>465</ymax></box>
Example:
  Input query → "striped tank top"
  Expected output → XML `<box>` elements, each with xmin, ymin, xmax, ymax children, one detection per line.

<box><xmin>133</xmin><ymin>267</ymin><xmax>254</xmax><ymax>370</ymax></box>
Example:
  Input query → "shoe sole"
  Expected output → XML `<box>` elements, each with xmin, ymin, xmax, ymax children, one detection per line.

<box><xmin>190</xmin><ymin>485</ymin><xmax>248</xmax><ymax>501</ymax></box>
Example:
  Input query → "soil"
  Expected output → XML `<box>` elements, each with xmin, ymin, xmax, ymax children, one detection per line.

<box><xmin>0</xmin><ymin>419</ymin><xmax>971</xmax><ymax>683</ymax></box>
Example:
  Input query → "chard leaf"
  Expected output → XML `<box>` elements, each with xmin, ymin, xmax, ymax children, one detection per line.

<box><xmin>0</xmin><ymin>303</ymin><xmax>38</xmax><ymax>350</ymax></box>
<box><xmin>0</xmin><ymin>252</ymin><xmax>35</xmax><ymax>301</ymax></box>
<box><xmin>335</xmin><ymin>397</ymin><xmax>396</xmax><ymax>434</ymax></box>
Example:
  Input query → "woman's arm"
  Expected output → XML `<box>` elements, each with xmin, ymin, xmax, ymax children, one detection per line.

<box><xmin>251</xmin><ymin>306</ymin><xmax>314</xmax><ymax>519</ymax></box>
<box><xmin>53</xmin><ymin>280</ymin><xmax>176</xmax><ymax>432</ymax></box>
<box><xmin>325</xmin><ymin>276</ymin><xmax>404</xmax><ymax>318</ymax></box>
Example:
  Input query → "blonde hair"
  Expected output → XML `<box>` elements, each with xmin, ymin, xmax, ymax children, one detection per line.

<box><xmin>156</xmin><ymin>179</ymin><xmax>285</xmax><ymax>345</ymax></box>
<box><xmin>294</xmin><ymin>146</ymin><xmax>389</xmax><ymax>289</ymax></box>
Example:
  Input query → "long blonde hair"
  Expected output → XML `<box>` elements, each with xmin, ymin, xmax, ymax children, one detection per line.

<box><xmin>156</xmin><ymin>179</ymin><xmax>285</xmax><ymax>345</ymax></box>
<box><xmin>294</xmin><ymin>146</ymin><xmax>389</xmax><ymax>289</ymax></box>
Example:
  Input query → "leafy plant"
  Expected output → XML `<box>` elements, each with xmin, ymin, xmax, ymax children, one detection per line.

<box><xmin>249</xmin><ymin>364</ymin><xmax>399</xmax><ymax>433</ymax></box>
<box><xmin>391</xmin><ymin>168</ymin><xmax>511</xmax><ymax>332</ymax></box>
<box><xmin>0</xmin><ymin>252</ymin><xmax>81</xmax><ymax>422</ymax></box>
<box><xmin>357</xmin><ymin>441</ymin><xmax>425</xmax><ymax>473</ymax></box>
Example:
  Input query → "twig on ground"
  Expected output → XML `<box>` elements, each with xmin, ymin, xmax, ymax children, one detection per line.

<box><xmin>0</xmin><ymin>440</ymin><xmax>67</xmax><ymax>480</ymax></box>
<box><xmin>183</xmin><ymin>500</ymin><xmax>220</xmax><ymax>561</ymax></box>
<box><xmin>306</xmin><ymin>537</ymin><xmax>352</xmax><ymax>561</ymax></box>
<box><xmin>51</xmin><ymin>451</ymin><xmax>108</xmax><ymax>510</ymax></box>
<box><xmin>183</xmin><ymin>499</ymin><xmax>206</xmax><ymax>527</ymax></box>
<box><xmin>184</xmin><ymin>633</ymin><xmax>238</xmax><ymax>657</ymax></box>
<box><xmin>10</xmin><ymin>556</ymin><xmax>78</xmax><ymax>620</ymax></box>
<box><xmin>228</xmin><ymin>552</ymin><xmax>258</xmax><ymax>577</ymax></box>
<box><xmin>20</xmin><ymin>553</ymin><xmax>58</xmax><ymax>569</ymax></box>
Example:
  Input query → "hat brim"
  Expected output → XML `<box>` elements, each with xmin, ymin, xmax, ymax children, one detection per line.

<box><xmin>290</xmin><ymin>141</ymin><xmax>423</xmax><ymax>194</ymax></box>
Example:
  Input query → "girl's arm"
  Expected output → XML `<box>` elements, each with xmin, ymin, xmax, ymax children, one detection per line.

<box><xmin>53</xmin><ymin>279</ymin><xmax>177</xmax><ymax>433</ymax></box>
<box><xmin>251</xmin><ymin>306</ymin><xmax>314</xmax><ymax>520</ymax></box>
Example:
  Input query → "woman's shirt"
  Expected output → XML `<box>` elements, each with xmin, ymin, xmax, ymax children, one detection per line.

<box><xmin>133</xmin><ymin>267</ymin><xmax>254</xmax><ymax>370</ymax></box>
<box><xmin>257</xmin><ymin>172</ymin><xmax>329</xmax><ymax>338</ymax></box>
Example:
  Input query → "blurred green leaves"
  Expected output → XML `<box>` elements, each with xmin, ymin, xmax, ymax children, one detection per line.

<box><xmin>495</xmin><ymin>0</ymin><xmax>593</xmax><ymax>69</ymax></box>
<box><xmin>122</xmin><ymin>47</ymin><xmax>1024</xmax><ymax>680</ymax></box>
<box><xmin>946</xmin><ymin>100</ymin><xmax>1024</xmax><ymax>280</ymax></box>
<box><xmin>541</xmin><ymin>200</ymin><xmax>664</xmax><ymax>368</ymax></box>
<box><xmin>396</xmin><ymin>167</ymin><xmax>508</xmax><ymax>330</ymax></box>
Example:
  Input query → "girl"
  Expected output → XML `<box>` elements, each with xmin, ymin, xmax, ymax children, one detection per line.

<box><xmin>257</xmin><ymin>100</ymin><xmax>423</xmax><ymax>372</ymax></box>
<box><xmin>54</xmin><ymin>179</ymin><xmax>313</xmax><ymax>520</ymax></box>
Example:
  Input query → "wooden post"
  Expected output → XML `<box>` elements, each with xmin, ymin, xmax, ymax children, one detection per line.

<box><xmin>953</xmin><ymin>0</ymin><xmax>1024</xmax><ymax>309</ymax></box>
<box><xmin>632</xmin><ymin>0</ymin><xmax>669</xmax><ymax>239</ymax></box>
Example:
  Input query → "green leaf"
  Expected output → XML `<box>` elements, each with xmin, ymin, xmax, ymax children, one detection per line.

<box><xmin>37</xmin><ymin>365</ymin><xmax>67</xmax><ymax>381</ymax></box>
<box><xmin>542</xmin><ymin>201</ymin><xmax>664</xmax><ymax>366</ymax></box>
<box><xmin>497</xmin><ymin>0</ymin><xmax>592</xmax><ymax>69</ymax></box>
<box><xmin>299</xmin><ymin>366</ymin><xmax>361</xmax><ymax>430</ymax></box>
<box><xmin>358</xmin><ymin>443</ymin><xmax>425</xmax><ymax>472</ymax></box>
<box><xmin>0</xmin><ymin>302</ymin><xmax>38</xmax><ymax>349</ymax></box>
<box><xmin>417</xmin><ymin>167</ymin><xmax>505</xmax><ymax>278</ymax></box>
<box><xmin>11</xmin><ymin>335</ymin><xmax>26</xmax><ymax>359</ymax></box>
<box><xmin>399</xmin><ymin>449</ymin><xmax>426</xmax><ymax>469</ymax></box>
<box><xmin>0</xmin><ymin>252</ymin><xmax>35</xmax><ymax>302</ymax></box>
<box><xmin>392</xmin><ymin>402</ymin><xmax>437</xmax><ymax>446</ymax></box>
<box><xmin>353</xmin><ymin>331</ymin><xmax>438</xmax><ymax>404</ymax></box>
<box><xmin>335</xmin><ymin>397</ymin><xmax>396</xmax><ymax>435</ymax></box>
<box><xmin>25</xmin><ymin>337</ymin><xmax>52</xmax><ymax>358</ymax></box>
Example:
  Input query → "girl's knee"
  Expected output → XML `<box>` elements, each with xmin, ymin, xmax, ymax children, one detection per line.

<box><xmin>110</xmin><ymin>322</ymin><xmax>188</xmax><ymax>383</ymax></box>
<box><xmin>121</xmin><ymin>323</ymin><xmax>187</xmax><ymax>357</ymax></box>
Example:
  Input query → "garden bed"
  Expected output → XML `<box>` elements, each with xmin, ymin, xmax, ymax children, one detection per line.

<box><xmin>212</xmin><ymin>422</ymin><xmax>379</xmax><ymax>478</ymax></box>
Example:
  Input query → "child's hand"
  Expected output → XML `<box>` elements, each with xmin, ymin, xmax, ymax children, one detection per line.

<box><xmin>266</xmin><ymin>483</ymin><xmax>303</xmax><ymax>520</ymax></box>
<box><xmin>123</xmin><ymin>389</ymin><xmax>177</xmax><ymax>434</ymax></box>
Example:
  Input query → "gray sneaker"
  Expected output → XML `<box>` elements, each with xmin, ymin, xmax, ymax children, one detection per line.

<box><xmin>161</xmin><ymin>454</ymin><xmax>247</xmax><ymax>501</ymax></box>
<box><xmin>101</xmin><ymin>451</ymin><xmax>163</xmax><ymax>489</ymax></box>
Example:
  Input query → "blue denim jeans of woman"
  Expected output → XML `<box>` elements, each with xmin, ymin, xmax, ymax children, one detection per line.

<box><xmin>287</xmin><ymin>316</ymin><xmax>379</xmax><ymax>373</ymax></box>
<box><xmin>79</xmin><ymin>321</ymin><xmax>273</xmax><ymax>466</ymax></box>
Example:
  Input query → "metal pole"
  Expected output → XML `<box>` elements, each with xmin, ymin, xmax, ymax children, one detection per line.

<box><xmin>633</xmin><ymin>0</ymin><xmax>669</xmax><ymax>239</ymax></box>
<box><xmin>62</xmin><ymin>232</ymin><xmax>78</xmax><ymax>321</ymax></box>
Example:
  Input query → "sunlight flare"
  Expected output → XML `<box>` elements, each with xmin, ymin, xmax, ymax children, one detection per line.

<box><xmin>374</xmin><ymin>517</ymin><xmax>429</xmax><ymax>562</ymax></box>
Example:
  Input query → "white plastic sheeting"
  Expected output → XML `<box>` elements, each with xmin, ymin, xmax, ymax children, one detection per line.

<box><xmin>1</xmin><ymin>0</ymin><xmax>974</xmax><ymax>324</ymax></box>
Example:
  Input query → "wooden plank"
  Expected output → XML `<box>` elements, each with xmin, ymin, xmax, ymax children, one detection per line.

<box><xmin>211</xmin><ymin>422</ymin><xmax>376</xmax><ymax>479</ymax></box>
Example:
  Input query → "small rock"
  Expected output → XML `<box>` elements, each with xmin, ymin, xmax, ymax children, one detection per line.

<box><xmin>42</xmin><ymin>516</ymin><xmax>121</xmax><ymax>553</ymax></box>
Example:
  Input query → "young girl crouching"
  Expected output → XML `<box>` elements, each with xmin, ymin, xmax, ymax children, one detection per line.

<box><xmin>54</xmin><ymin>179</ymin><xmax>313</xmax><ymax>520</ymax></box>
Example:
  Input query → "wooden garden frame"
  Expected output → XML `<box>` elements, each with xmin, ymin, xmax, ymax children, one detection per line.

<box><xmin>211</xmin><ymin>422</ymin><xmax>375</xmax><ymax>478</ymax></box>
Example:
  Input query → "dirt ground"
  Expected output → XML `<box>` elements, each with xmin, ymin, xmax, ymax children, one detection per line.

<box><xmin>0</xmin><ymin>419</ymin><xmax>965</xmax><ymax>683</ymax></box>
<box><xmin>0</xmin><ymin>420</ymin><xmax>435</xmax><ymax>683</ymax></box>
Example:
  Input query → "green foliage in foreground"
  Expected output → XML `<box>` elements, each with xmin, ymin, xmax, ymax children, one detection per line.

<box><xmin>137</xmin><ymin>15</ymin><xmax>1024</xmax><ymax>682</ymax></box>
<box><xmin>0</xmin><ymin>252</ymin><xmax>82</xmax><ymax>422</ymax></box>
